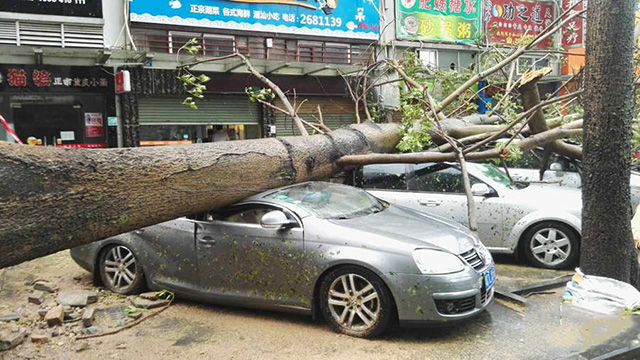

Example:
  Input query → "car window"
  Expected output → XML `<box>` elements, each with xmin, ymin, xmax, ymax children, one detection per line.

<box><xmin>504</xmin><ymin>149</ymin><xmax>542</xmax><ymax>169</ymax></box>
<box><xmin>210</xmin><ymin>205</ymin><xmax>295</xmax><ymax>226</ymax></box>
<box><xmin>265</xmin><ymin>182</ymin><xmax>385</xmax><ymax>220</ymax></box>
<box><xmin>360</xmin><ymin>164</ymin><xmax>407</xmax><ymax>190</ymax></box>
<box><xmin>409</xmin><ymin>163</ymin><xmax>481</xmax><ymax>193</ymax></box>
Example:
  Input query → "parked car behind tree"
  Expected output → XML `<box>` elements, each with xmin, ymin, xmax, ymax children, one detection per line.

<box><xmin>347</xmin><ymin>162</ymin><xmax>583</xmax><ymax>269</ymax></box>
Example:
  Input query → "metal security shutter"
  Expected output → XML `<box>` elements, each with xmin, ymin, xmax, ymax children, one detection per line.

<box><xmin>138</xmin><ymin>96</ymin><xmax>260</xmax><ymax>125</ymax></box>
<box><xmin>274</xmin><ymin>97</ymin><xmax>356</xmax><ymax>137</ymax></box>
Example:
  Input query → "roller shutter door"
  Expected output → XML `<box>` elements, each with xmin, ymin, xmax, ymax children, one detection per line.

<box><xmin>274</xmin><ymin>97</ymin><xmax>357</xmax><ymax>137</ymax></box>
<box><xmin>138</xmin><ymin>96</ymin><xmax>260</xmax><ymax>125</ymax></box>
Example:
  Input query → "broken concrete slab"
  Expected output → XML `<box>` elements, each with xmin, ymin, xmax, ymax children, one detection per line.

<box><xmin>130</xmin><ymin>297</ymin><xmax>170</xmax><ymax>309</ymax></box>
<box><xmin>82</xmin><ymin>308</ymin><xmax>95</xmax><ymax>328</ymax></box>
<box><xmin>139</xmin><ymin>292</ymin><xmax>158</xmax><ymax>301</ymax></box>
<box><xmin>44</xmin><ymin>305</ymin><xmax>64</xmax><ymax>327</ymax></box>
<box><xmin>33</xmin><ymin>282</ymin><xmax>58</xmax><ymax>294</ymax></box>
<box><xmin>0</xmin><ymin>314</ymin><xmax>19</xmax><ymax>323</ymax></box>
<box><xmin>0</xmin><ymin>330</ymin><xmax>26</xmax><ymax>351</ymax></box>
<box><xmin>30</xmin><ymin>333</ymin><xmax>49</xmax><ymax>344</ymax></box>
<box><xmin>127</xmin><ymin>311</ymin><xmax>143</xmax><ymax>320</ymax></box>
<box><xmin>28</xmin><ymin>291</ymin><xmax>45</xmax><ymax>305</ymax></box>
<box><xmin>57</xmin><ymin>291</ymin><xmax>98</xmax><ymax>307</ymax></box>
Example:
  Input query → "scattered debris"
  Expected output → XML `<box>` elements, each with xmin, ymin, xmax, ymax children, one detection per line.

<box><xmin>33</xmin><ymin>281</ymin><xmax>58</xmax><ymax>294</ymax></box>
<box><xmin>0</xmin><ymin>314</ymin><xmax>19</xmax><ymax>323</ymax></box>
<box><xmin>127</xmin><ymin>311</ymin><xmax>142</xmax><ymax>320</ymax></box>
<box><xmin>82</xmin><ymin>308</ymin><xmax>95</xmax><ymax>327</ymax></box>
<box><xmin>129</xmin><ymin>297</ymin><xmax>170</xmax><ymax>310</ymax></box>
<box><xmin>85</xmin><ymin>326</ymin><xmax>100</xmax><ymax>335</ymax></box>
<box><xmin>139</xmin><ymin>292</ymin><xmax>158</xmax><ymax>301</ymax></box>
<box><xmin>30</xmin><ymin>333</ymin><xmax>49</xmax><ymax>344</ymax></box>
<box><xmin>0</xmin><ymin>330</ymin><xmax>26</xmax><ymax>351</ymax></box>
<box><xmin>44</xmin><ymin>305</ymin><xmax>64</xmax><ymax>327</ymax></box>
<box><xmin>564</xmin><ymin>268</ymin><xmax>640</xmax><ymax>315</ymax></box>
<box><xmin>28</xmin><ymin>291</ymin><xmax>45</xmax><ymax>305</ymax></box>
<box><xmin>37</xmin><ymin>309</ymin><xmax>48</xmax><ymax>319</ymax></box>
<box><xmin>57</xmin><ymin>291</ymin><xmax>98</xmax><ymax>307</ymax></box>
<box><xmin>116</xmin><ymin>343</ymin><xmax>127</xmax><ymax>349</ymax></box>
<box><xmin>75</xmin><ymin>342</ymin><xmax>90</xmax><ymax>352</ymax></box>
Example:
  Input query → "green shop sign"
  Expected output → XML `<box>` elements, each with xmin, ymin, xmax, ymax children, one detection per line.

<box><xmin>397</xmin><ymin>0</ymin><xmax>481</xmax><ymax>43</ymax></box>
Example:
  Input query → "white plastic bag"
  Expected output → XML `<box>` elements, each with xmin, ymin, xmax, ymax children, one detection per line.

<box><xmin>563</xmin><ymin>268</ymin><xmax>640</xmax><ymax>315</ymax></box>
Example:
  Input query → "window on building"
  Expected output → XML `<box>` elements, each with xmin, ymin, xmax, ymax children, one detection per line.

<box><xmin>299</xmin><ymin>41</ymin><xmax>324</xmax><ymax>63</ymax></box>
<box><xmin>169</xmin><ymin>31</ymin><xmax>203</xmax><ymax>54</ymax></box>
<box><xmin>419</xmin><ymin>49</ymin><xmax>438</xmax><ymax>69</ymax></box>
<box><xmin>203</xmin><ymin>34</ymin><xmax>235</xmax><ymax>57</ymax></box>
<box><xmin>325</xmin><ymin>43</ymin><xmax>350</xmax><ymax>64</ymax></box>
<box><xmin>132</xmin><ymin>29</ymin><xmax>167</xmax><ymax>53</ymax></box>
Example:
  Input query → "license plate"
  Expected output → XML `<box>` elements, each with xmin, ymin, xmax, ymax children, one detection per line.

<box><xmin>484</xmin><ymin>265</ymin><xmax>496</xmax><ymax>290</ymax></box>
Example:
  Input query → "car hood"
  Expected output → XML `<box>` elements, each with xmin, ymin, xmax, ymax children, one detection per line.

<box><xmin>328</xmin><ymin>205</ymin><xmax>477</xmax><ymax>254</ymax></box>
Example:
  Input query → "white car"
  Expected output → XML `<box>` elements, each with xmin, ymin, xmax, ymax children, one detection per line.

<box><xmin>348</xmin><ymin>162</ymin><xmax>583</xmax><ymax>269</ymax></box>
<box><xmin>492</xmin><ymin>147</ymin><xmax>640</xmax><ymax>209</ymax></box>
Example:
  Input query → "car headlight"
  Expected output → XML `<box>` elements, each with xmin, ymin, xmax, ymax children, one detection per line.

<box><xmin>478</xmin><ymin>243</ymin><xmax>493</xmax><ymax>264</ymax></box>
<box><xmin>412</xmin><ymin>249</ymin><xmax>465</xmax><ymax>275</ymax></box>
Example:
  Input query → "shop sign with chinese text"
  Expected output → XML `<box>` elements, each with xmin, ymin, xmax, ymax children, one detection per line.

<box><xmin>561</xmin><ymin>0</ymin><xmax>585</xmax><ymax>48</ymax></box>
<box><xmin>0</xmin><ymin>66</ymin><xmax>111</xmax><ymax>92</ymax></box>
<box><xmin>130</xmin><ymin>0</ymin><xmax>379</xmax><ymax>40</ymax></box>
<box><xmin>0</xmin><ymin>0</ymin><xmax>102</xmax><ymax>18</ymax></box>
<box><xmin>396</xmin><ymin>0</ymin><xmax>481</xmax><ymax>43</ymax></box>
<box><xmin>485</xmin><ymin>0</ymin><xmax>555</xmax><ymax>48</ymax></box>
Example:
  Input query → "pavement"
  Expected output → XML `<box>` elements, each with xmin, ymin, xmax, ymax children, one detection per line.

<box><xmin>0</xmin><ymin>252</ymin><xmax>638</xmax><ymax>359</ymax></box>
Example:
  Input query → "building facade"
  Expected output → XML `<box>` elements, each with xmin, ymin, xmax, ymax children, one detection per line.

<box><xmin>0</xmin><ymin>0</ymin><xmax>570</xmax><ymax>148</ymax></box>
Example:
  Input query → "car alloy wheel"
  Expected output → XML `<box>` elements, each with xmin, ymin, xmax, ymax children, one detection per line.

<box><xmin>328</xmin><ymin>274</ymin><xmax>381</xmax><ymax>331</ymax></box>
<box><xmin>530</xmin><ymin>228</ymin><xmax>571</xmax><ymax>266</ymax></box>
<box><xmin>523</xmin><ymin>221</ymin><xmax>579</xmax><ymax>269</ymax></box>
<box><xmin>99</xmin><ymin>244</ymin><xmax>145</xmax><ymax>294</ymax></box>
<box><xmin>319</xmin><ymin>266</ymin><xmax>393</xmax><ymax>338</ymax></box>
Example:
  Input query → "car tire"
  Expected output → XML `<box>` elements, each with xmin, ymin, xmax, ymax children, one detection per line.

<box><xmin>99</xmin><ymin>244</ymin><xmax>146</xmax><ymax>295</ymax></box>
<box><xmin>319</xmin><ymin>266</ymin><xmax>393</xmax><ymax>338</ymax></box>
<box><xmin>522</xmin><ymin>222</ymin><xmax>580</xmax><ymax>269</ymax></box>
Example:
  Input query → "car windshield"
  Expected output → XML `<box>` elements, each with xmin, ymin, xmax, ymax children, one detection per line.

<box><xmin>265</xmin><ymin>182</ymin><xmax>386</xmax><ymax>220</ymax></box>
<box><xmin>475</xmin><ymin>163</ymin><xmax>528</xmax><ymax>190</ymax></box>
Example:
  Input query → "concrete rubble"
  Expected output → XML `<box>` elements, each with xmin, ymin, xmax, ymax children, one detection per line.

<box><xmin>57</xmin><ymin>290</ymin><xmax>98</xmax><ymax>307</ymax></box>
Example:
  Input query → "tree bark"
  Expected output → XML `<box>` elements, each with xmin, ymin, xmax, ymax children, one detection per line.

<box><xmin>0</xmin><ymin>123</ymin><xmax>400</xmax><ymax>268</ymax></box>
<box><xmin>581</xmin><ymin>0</ymin><xmax>638</xmax><ymax>285</ymax></box>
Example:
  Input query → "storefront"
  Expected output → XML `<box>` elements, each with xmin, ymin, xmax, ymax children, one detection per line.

<box><xmin>0</xmin><ymin>65</ymin><xmax>115</xmax><ymax>147</ymax></box>
<box><xmin>137</xmin><ymin>95</ymin><xmax>262</xmax><ymax>146</ymax></box>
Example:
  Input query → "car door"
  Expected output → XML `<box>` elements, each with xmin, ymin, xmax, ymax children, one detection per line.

<box><xmin>405</xmin><ymin>163</ymin><xmax>505</xmax><ymax>247</ymax></box>
<box><xmin>133</xmin><ymin>218</ymin><xmax>200</xmax><ymax>291</ymax></box>
<box><xmin>195</xmin><ymin>203</ymin><xmax>307</xmax><ymax>307</ymax></box>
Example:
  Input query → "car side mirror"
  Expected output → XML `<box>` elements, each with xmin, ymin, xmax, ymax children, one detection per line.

<box><xmin>471</xmin><ymin>183</ymin><xmax>492</xmax><ymax>197</ymax></box>
<box><xmin>549</xmin><ymin>163</ymin><xmax>564</xmax><ymax>172</ymax></box>
<box><xmin>260</xmin><ymin>210</ymin><xmax>296</xmax><ymax>229</ymax></box>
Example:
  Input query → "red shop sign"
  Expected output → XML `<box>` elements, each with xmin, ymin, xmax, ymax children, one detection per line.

<box><xmin>57</xmin><ymin>143</ymin><xmax>107</xmax><ymax>149</ymax></box>
<box><xmin>485</xmin><ymin>0</ymin><xmax>555</xmax><ymax>48</ymax></box>
<box><xmin>561</xmin><ymin>0</ymin><xmax>585</xmax><ymax>48</ymax></box>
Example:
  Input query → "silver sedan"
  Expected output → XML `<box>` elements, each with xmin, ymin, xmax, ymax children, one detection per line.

<box><xmin>349</xmin><ymin>162</ymin><xmax>583</xmax><ymax>269</ymax></box>
<box><xmin>71</xmin><ymin>182</ymin><xmax>495</xmax><ymax>338</ymax></box>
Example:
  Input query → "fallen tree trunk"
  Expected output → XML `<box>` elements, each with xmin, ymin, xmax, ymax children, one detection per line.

<box><xmin>0</xmin><ymin>123</ymin><xmax>400</xmax><ymax>268</ymax></box>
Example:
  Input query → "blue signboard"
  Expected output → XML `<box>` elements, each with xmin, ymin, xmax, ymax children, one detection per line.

<box><xmin>130</xmin><ymin>0</ymin><xmax>380</xmax><ymax>40</ymax></box>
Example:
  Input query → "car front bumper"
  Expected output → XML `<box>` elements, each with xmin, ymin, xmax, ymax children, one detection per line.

<box><xmin>383</xmin><ymin>264</ymin><xmax>494</xmax><ymax>325</ymax></box>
